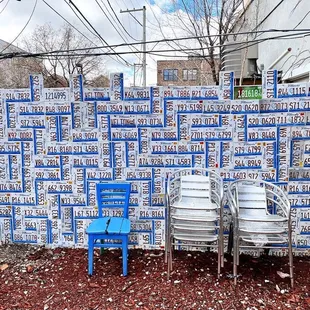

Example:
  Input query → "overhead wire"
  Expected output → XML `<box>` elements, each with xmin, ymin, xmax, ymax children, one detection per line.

<box><xmin>0</xmin><ymin>0</ymin><xmax>37</xmax><ymax>54</ymax></box>
<box><xmin>0</xmin><ymin>0</ymin><xmax>10</xmax><ymax>15</ymax></box>
<box><xmin>67</xmin><ymin>0</ymin><xmax>130</xmax><ymax>66</ymax></box>
<box><xmin>4</xmin><ymin>28</ymin><xmax>310</xmax><ymax>59</ymax></box>
<box><xmin>106</xmin><ymin>0</ymin><xmax>140</xmax><ymax>41</ymax></box>
<box><xmin>95</xmin><ymin>0</ymin><xmax>141</xmax><ymax>60</ymax></box>
<box><xmin>42</xmin><ymin>0</ymin><xmax>127</xmax><ymax>68</ymax></box>
<box><xmin>4</xmin><ymin>30</ymin><xmax>310</xmax><ymax>60</ymax></box>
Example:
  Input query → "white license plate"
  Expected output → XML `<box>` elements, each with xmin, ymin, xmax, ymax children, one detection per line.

<box><xmin>111</xmin><ymin>128</ymin><xmax>138</xmax><ymax>141</ymax></box>
<box><xmin>35</xmin><ymin>168</ymin><xmax>61</xmax><ymax>180</ymax></box>
<box><xmin>151</xmin><ymin>128</ymin><xmax>177</xmax><ymax>141</ymax></box>
<box><xmin>34</xmin><ymin>156</ymin><xmax>60</xmax><ymax>168</ymax></box>
<box><xmin>73</xmin><ymin>143</ymin><xmax>99</xmax><ymax>154</ymax></box>
<box><xmin>234</xmin><ymin>156</ymin><xmax>262</xmax><ymax>169</ymax></box>
<box><xmin>84</xmin><ymin>87</ymin><xmax>110</xmax><ymax>101</ymax></box>
<box><xmin>19</xmin><ymin>115</ymin><xmax>45</xmax><ymax>128</ymax></box>
<box><xmin>191</xmin><ymin>114</ymin><xmax>220</xmax><ymax>127</ymax></box>
<box><xmin>19</xmin><ymin>102</ymin><xmax>45</xmax><ymax>115</ymax></box>
<box><xmin>97</xmin><ymin>102</ymin><xmax>124</xmax><ymax>114</ymax></box>
<box><xmin>47</xmin><ymin>181</ymin><xmax>73</xmax><ymax>194</ymax></box>
<box><xmin>204</xmin><ymin>100</ymin><xmax>231</xmax><ymax>113</ymax></box>
<box><xmin>288</xmin><ymin>181</ymin><xmax>310</xmax><ymax>194</ymax></box>
<box><xmin>136</xmin><ymin>115</ymin><xmax>163</xmax><ymax>127</ymax></box>
<box><xmin>6</xmin><ymin>89</ymin><xmax>31</xmax><ymax>102</ymax></box>
<box><xmin>86</xmin><ymin>169</ymin><xmax>113</xmax><ymax>180</ymax></box>
<box><xmin>124</xmin><ymin>101</ymin><xmax>150</xmax><ymax>114</ymax></box>
<box><xmin>110</xmin><ymin>115</ymin><xmax>136</xmax><ymax>128</ymax></box>
<box><xmin>44</xmin><ymin>88</ymin><xmax>69</xmax><ymax>101</ymax></box>
<box><xmin>259</xmin><ymin>99</ymin><xmax>288</xmax><ymax>113</ymax></box>
<box><xmin>231</xmin><ymin>100</ymin><xmax>260</xmax><ymax>114</ymax></box>
<box><xmin>247</xmin><ymin>127</ymin><xmax>277</xmax><ymax>141</ymax></box>
<box><xmin>151</xmin><ymin>141</ymin><xmax>177</xmax><ymax>154</ymax></box>
<box><xmin>7</xmin><ymin>130</ymin><xmax>33</xmax><ymax>141</ymax></box>
<box><xmin>46</xmin><ymin>102</ymin><xmax>71</xmax><ymax>115</ymax></box>
<box><xmin>72</xmin><ymin>130</ymin><xmax>98</xmax><ymax>142</ymax></box>
<box><xmin>191</xmin><ymin>86</ymin><xmax>218</xmax><ymax>99</ymax></box>
<box><xmin>277</xmin><ymin>83</ymin><xmax>309</xmax><ymax>98</ymax></box>
<box><xmin>163</xmin><ymin>86</ymin><xmax>191</xmax><ymax>99</ymax></box>
<box><xmin>0</xmin><ymin>180</ymin><xmax>22</xmax><ymax>192</ymax></box>
<box><xmin>124</xmin><ymin>87</ymin><xmax>150</xmax><ymax>100</ymax></box>
<box><xmin>125</xmin><ymin>168</ymin><xmax>152</xmax><ymax>180</ymax></box>
<box><xmin>234</xmin><ymin>142</ymin><xmax>263</xmax><ymax>156</ymax></box>
<box><xmin>176</xmin><ymin>100</ymin><xmax>203</xmax><ymax>113</ymax></box>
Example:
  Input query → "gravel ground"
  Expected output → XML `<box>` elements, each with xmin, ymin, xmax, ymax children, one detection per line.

<box><xmin>0</xmin><ymin>244</ymin><xmax>309</xmax><ymax>310</ymax></box>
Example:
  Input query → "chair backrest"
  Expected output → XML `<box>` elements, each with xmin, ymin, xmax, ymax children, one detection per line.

<box><xmin>96</xmin><ymin>183</ymin><xmax>131</xmax><ymax>218</ymax></box>
<box><xmin>180</xmin><ymin>174</ymin><xmax>211</xmax><ymax>201</ymax></box>
<box><xmin>236</xmin><ymin>183</ymin><xmax>267</xmax><ymax>217</ymax></box>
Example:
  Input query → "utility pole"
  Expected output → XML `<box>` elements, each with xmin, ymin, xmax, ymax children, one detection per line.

<box><xmin>133</xmin><ymin>63</ymin><xmax>143</xmax><ymax>87</ymax></box>
<box><xmin>120</xmin><ymin>6</ymin><xmax>146</xmax><ymax>87</ymax></box>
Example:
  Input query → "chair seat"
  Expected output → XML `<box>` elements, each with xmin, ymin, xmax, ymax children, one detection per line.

<box><xmin>86</xmin><ymin>217</ymin><xmax>130</xmax><ymax>235</ymax></box>
<box><xmin>173</xmin><ymin>198</ymin><xmax>217</xmax><ymax>210</ymax></box>
<box><xmin>241</xmin><ymin>234</ymin><xmax>287</xmax><ymax>244</ymax></box>
<box><xmin>173</xmin><ymin>234</ymin><xmax>218</xmax><ymax>242</ymax></box>
<box><xmin>239</xmin><ymin>211</ymin><xmax>287</xmax><ymax>222</ymax></box>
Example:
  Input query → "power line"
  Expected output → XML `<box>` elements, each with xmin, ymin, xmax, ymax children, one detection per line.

<box><xmin>0</xmin><ymin>0</ymin><xmax>37</xmax><ymax>54</ymax></box>
<box><xmin>106</xmin><ymin>0</ymin><xmax>140</xmax><ymax>41</ymax></box>
<box><xmin>43</xmin><ymin>0</ymin><xmax>126</xmax><ymax>68</ymax></box>
<box><xmin>94</xmin><ymin>0</ymin><xmax>141</xmax><ymax>58</ymax></box>
<box><xmin>5</xmin><ymin>28</ymin><xmax>310</xmax><ymax>58</ymax></box>
<box><xmin>42</xmin><ymin>0</ymin><xmax>96</xmax><ymax>43</ymax></box>
<box><xmin>5</xmin><ymin>30</ymin><xmax>310</xmax><ymax>61</ymax></box>
<box><xmin>0</xmin><ymin>0</ymin><xmax>10</xmax><ymax>15</ymax></box>
<box><xmin>67</xmin><ymin>0</ymin><xmax>130</xmax><ymax>66</ymax></box>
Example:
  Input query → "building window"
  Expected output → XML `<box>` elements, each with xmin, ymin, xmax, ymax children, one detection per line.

<box><xmin>163</xmin><ymin>69</ymin><xmax>178</xmax><ymax>81</ymax></box>
<box><xmin>183</xmin><ymin>69</ymin><xmax>198</xmax><ymax>81</ymax></box>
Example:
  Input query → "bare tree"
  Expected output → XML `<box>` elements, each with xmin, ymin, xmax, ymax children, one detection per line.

<box><xmin>22</xmin><ymin>23</ymin><xmax>108</xmax><ymax>87</ymax></box>
<box><xmin>153</xmin><ymin>0</ymin><xmax>244</xmax><ymax>84</ymax></box>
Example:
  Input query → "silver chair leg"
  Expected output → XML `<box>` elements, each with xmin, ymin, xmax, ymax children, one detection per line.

<box><xmin>288</xmin><ymin>227</ymin><xmax>294</xmax><ymax>288</ymax></box>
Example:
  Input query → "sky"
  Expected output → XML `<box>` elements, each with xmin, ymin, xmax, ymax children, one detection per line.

<box><xmin>0</xmin><ymin>0</ymin><xmax>190</xmax><ymax>86</ymax></box>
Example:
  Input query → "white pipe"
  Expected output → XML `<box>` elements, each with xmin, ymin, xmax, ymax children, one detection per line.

<box><xmin>268</xmin><ymin>47</ymin><xmax>292</xmax><ymax>69</ymax></box>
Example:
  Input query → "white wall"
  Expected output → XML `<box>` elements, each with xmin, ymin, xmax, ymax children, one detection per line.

<box><xmin>234</xmin><ymin>0</ymin><xmax>310</xmax><ymax>82</ymax></box>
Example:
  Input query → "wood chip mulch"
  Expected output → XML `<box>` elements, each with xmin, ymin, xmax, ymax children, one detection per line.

<box><xmin>0</xmin><ymin>244</ymin><xmax>310</xmax><ymax>309</ymax></box>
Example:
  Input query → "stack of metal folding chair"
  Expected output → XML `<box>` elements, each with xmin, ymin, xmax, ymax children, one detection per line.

<box><xmin>227</xmin><ymin>179</ymin><xmax>294</xmax><ymax>287</ymax></box>
<box><xmin>165</xmin><ymin>168</ymin><xmax>224</xmax><ymax>278</ymax></box>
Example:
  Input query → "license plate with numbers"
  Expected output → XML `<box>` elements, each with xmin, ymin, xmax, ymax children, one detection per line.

<box><xmin>260</xmin><ymin>99</ymin><xmax>288</xmax><ymax>113</ymax></box>
<box><xmin>44</xmin><ymin>88</ymin><xmax>69</xmax><ymax>101</ymax></box>
<box><xmin>124</xmin><ymin>87</ymin><xmax>150</xmax><ymax>101</ymax></box>
<box><xmin>277</xmin><ymin>83</ymin><xmax>309</xmax><ymax>98</ymax></box>
<box><xmin>136</xmin><ymin>115</ymin><xmax>163</xmax><ymax>127</ymax></box>
<box><xmin>84</xmin><ymin>87</ymin><xmax>110</xmax><ymax>101</ymax></box>
<box><xmin>86</xmin><ymin>168</ymin><xmax>113</xmax><ymax>180</ymax></box>
<box><xmin>151</xmin><ymin>128</ymin><xmax>177</xmax><ymax>141</ymax></box>
<box><xmin>19</xmin><ymin>115</ymin><xmax>45</xmax><ymax>128</ymax></box>
<box><xmin>124</xmin><ymin>100</ymin><xmax>150</xmax><ymax>114</ymax></box>
<box><xmin>97</xmin><ymin>101</ymin><xmax>124</xmax><ymax>114</ymax></box>
<box><xmin>204</xmin><ymin>100</ymin><xmax>231</xmax><ymax>113</ymax></box>
<box><xmin>191</xmin><ymin>85</ymin><xmax>218</xmax><ymax>99</ymax></box>
<box><xmin>231</xmin><ymin>100</ymin><xmax>260</xmax><ymax>114</ymax></box>
<box><xmin>151</xmin><ymin>141</ymin><xmax>178</xmax><ymax>154</ymax></box>
<box><xmin>289</xmin><ymin>181</ymin><xmax>310</xmax><ymax>194</ymax></box>
<box><xmin>72</xmin><ymin>129</ymin><xmax>98</xmax><ymax>142</ymax></box>
<box><xmin>125</xmin><ymin>168</ymin><xmax>152</xmax><ymax>180</ymax></box>
<box><xmin>247</xmin><ymin>127</ymin><xmax>277</xmax><ymax>141</ymax></box>
<box><xmin>19</xmin><ymin>101</ymin><xmax>45</xmax><ymax>115</ymax></box>
<box><xmin>289</xmin><ymin>168</ymin><xmax>310</xmax><ymax>181</ymax></box>
<box><xmin>35</xmin><ymin>168</ymin><xmax>61</xmax><ymax>180</ymax></box>
<box><xmin>110</xmin><ymin>115</ymin><xmax>136</xmax><ymax>128</ymax></box>
<box><xmin>191</xmin><ymin>114</ymin><xmax>220</xmax><ymax>127</ymax></box>
<box><xmin>234</xmin><ymin>155</ymin><xmax>262</xmax><ymax>169</ymax></box>
<box><xmin>234</xmin><ymin>142</ymin><xmax>263</xmax><ymax>156</ymax></box>
<box><xmin>47</xmin><ymin>181</ymin><xmax>73</xmax><ymax>194</ymax></box>
<box><xmin>7</xmin><ymin>129</ymin><xmax>33</xmax><ymax>141</ymax></box>
<box><xmin>46</xmin><ymin>102</ymin><xmax>71</xmax><ymax>115</ymax></box>
<box><xmin>6</xmin><ymin>89</ymin><xmax>31</xmax><ymax>102</ymax></box>
<box><xmin>111</xmin><ymin>128</ymin><xmax>138</xmax><ymax>141</ymax></box>
<box><xmin>163</xmin><ymin>86</ymin><xmax>191</xmax><ymax>99</ymax></box>
<box><xmin>176</xmin><ymin>100</ymin><xmax>203</xmax><ymax>113</ymax></box>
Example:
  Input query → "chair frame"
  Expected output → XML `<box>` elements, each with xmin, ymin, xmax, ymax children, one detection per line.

<box><xmin>227</xmin><ymin>179</ymin><xmax>294</xmax><ymax>287</ymax></box>
<box><xmin>86</xmin><ymin>182</ymin><xmax>131</xmax><ymax>276</ymax></box>
<box><xmin>165</xmin><ymin>168</ymin><xmax>224</xmax><ymax>278</ymax></box>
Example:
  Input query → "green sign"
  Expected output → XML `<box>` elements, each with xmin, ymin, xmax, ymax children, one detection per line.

<box><xmin>234</xmin><ymin>86</ymin><xmax>262</xmax><ymax>100</ymax></box>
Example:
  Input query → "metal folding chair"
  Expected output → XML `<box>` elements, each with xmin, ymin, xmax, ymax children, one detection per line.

<box><xmin>227</xmin><ymin>179</ymin><xmax>293</xmax><ymax>287</ymax></box>
<box><xmin>165</xmin><ymin>168</ymin><xmax>224</xmax><ymax>278</ymax></box>
<box><xmin>86</xmin><ymin>183</ymin><xmax>131</xmax><ymax>276</ymax></box>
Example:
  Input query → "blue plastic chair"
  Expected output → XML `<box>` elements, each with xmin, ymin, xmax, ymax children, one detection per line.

<box><xmin>86</xmin><ymin>183</ymin><xmax>131</xmax><ymax>276</ymax></box>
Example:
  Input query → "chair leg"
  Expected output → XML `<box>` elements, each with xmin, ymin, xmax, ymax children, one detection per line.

<box><xmin>288</xmin><ymin>229</ymin><xmax>294</xmax><ymax>288</ymax></box>
<box><xmin>100</xmin><ymin>239</ymin><xmax>104</xmax><ymax>255</ymax></box>
<box><xmin>88</xmin><ymin>235</ymin><xmax>94</xmax><ymax>276</ymax></box>
<box><xmin>217</xmin><ymin>239</ymin><xmax>221</xmax><ymax>278</ymax></box>
<box><xmin>122</xmin><ymin>236</ymin><xmax>128</xmax><ymax>276</ymax></box>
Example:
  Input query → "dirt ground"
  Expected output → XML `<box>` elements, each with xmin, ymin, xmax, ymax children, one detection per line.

<box><xmin>0</xmin><ymin>244</ymin><xmax>309</xmax><ymax>310</ymax></box>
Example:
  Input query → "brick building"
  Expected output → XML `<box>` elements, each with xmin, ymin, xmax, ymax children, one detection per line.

<box><xmin>157</xmin><ymin>58</ymin><xmax>216</xmax><ymax>86</ymax></box>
